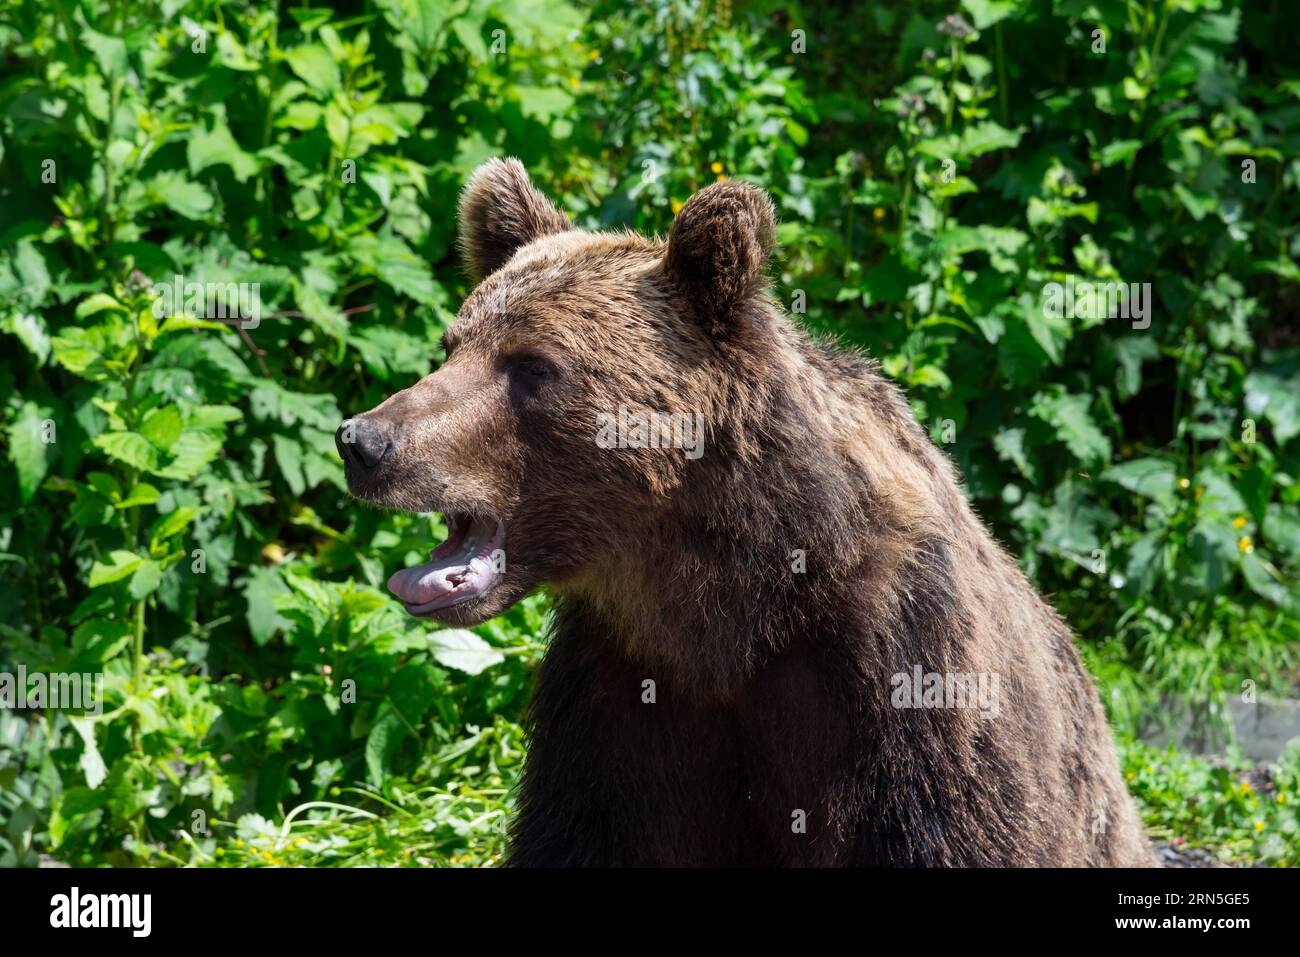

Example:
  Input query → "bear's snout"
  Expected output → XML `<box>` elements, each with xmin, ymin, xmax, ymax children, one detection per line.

<box><xmin>336</xmin><ymin>417</ymin><xmax>392</xmax><ymax>474</ymax></box>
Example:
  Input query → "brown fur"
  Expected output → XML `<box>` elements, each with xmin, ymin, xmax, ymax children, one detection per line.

<box><xmin>340</xmin><ymin>158</ymin><xmax>1158</xmax><ymax>867</ymax></box>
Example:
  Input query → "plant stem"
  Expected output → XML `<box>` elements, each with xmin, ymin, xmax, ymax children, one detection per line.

<box><xmin>995</xmin><ymin>24</ymin><xmax>1009</xmax><ymax>127</ymax></box>
<box><xmin>256</xmin><ymin>0</ymin><xmax>282</xmax><ymax>242</ymax></box>
<box><xmin>101</xmin><ymin>76</ymin><xmax>123</xmax><ymax>248</ymax></box>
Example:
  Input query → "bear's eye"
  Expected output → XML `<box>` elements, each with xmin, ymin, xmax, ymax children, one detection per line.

<box><xmin>511</xmin><ymin>356</ymin><xmax>550</xmax><ymax>379</ymax></box>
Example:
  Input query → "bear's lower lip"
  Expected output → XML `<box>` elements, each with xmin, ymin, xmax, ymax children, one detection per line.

<box><xmin>387</xmin><ymin>513</ymin><xmax>506</xmax><ymax>614</ymax></box>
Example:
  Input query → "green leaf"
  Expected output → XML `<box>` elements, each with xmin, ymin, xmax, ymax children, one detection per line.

<box><xmin>1244</xmin><ymin>362</ymin><xmax>1300</xmax><ymax>446</ymax></box>
<box><xmin>128</xmin><ymin>559</ymin><xmax>163</xmax><ymax>599</ymax></box>
<box><xmin>149</xmin><ymin>507</ymin><xmax>197</xmax><ymax>548</ymax></box>
<box><xmin>51</xmin><ymin>328</ymin><xmax>113</xmax><ymax>379</ymax></box>
<box><xmin>75</xmin><ymin>293</ymin><xmax>127</xmax><ymax>321</ymax></box>
<box><xmin>216</xmin><ymin>30</ymin><xmax>261</xmax><ymax>71</ymax></box>
<box><xmin>139</xmin><ymin>405</ymin><xmax>183</xmax><ymax>449</ymax></box>
<box><xmin>1241</xmin><ymin>553</ymin><xmax>1299</xmax><ymax>613</ymax></box>
<box><xmin>149</xmin><ymin>171</ymin><xmax>215</xmax><ymax>219</ymax></box>
<box><xmin>188</xmin><ymin>115</ymin><xmax>259</xmax><ymax>183</ymax></box>
<box><xmin>1031</xmin><ymin>391</ymin><xmax>1111</xmax><ymax>466</ymax></box>
<box><xmin>272</xmin><ymin>434</ymin><xmax>306</xmax><ymax>495</ymax></box>
<box><xmin>86</xmin><ymin>472</ymin><xmax>121</xmax><ymax>500</ymax></box>
<box><xmin>992</xmin><ymin>427</ymin><xmax>1037</xmax><ymax>483</ymax></box>
<box><xmin>347</xmin><ymin>233</ymin><xmax>441</xmax><ymax>304</ymax></box>
<box><xmin>69</xmin><ymin>718</ymin><xmax>107</xmax><ymax>788</ymax></box>
<box><xmin>958</xmin><ymin>121</ymin><xmax>1022</xmax><ymax>157</ymax></box>
<box><xmin>1114</xmin><ymin>336</ymin><xmax>1159</xmax><ymax>401</ymax></box>
<box><xmin>89</xmin><ymin>550</ymin><xmax>144</xmax><ymax>587</ymax></box>
<box><xmin>1264</xmin><ymin>503</ymin><xmax>1300</xmax><ymax>554</ymax></box>
<box><xmin>243</xmin><ymin>567</ymin><xmax>291</xmax><ymax>646</ymax></box>
<box><xmin>377</xmin><ymin>0</ymin><xmax>451</xmax><ymax>55</ymax></box>
<box><xmin>3</xmin><ymin>312</ymin><xmax>51</xmax><ymax>364</ymax></box>
<box><xmin>428</xmin><ymin>628</ymin><xmax>503</xmax><ymax>675</ymax></box>
<box><xmin>934</xmin><ymin>225</ymin><xmax>1027</xmax><ymax>261</ymax></box>
<box><xmin>365</xmin><ymin>707</ymin><xmax>408</xmax><ymax>785</ymax></box>
<box><xmin>291</xmin><ymin>279</ymin><xmax>348</xmax><ymax>340</ymax></box>
<box><xmin>1193</xmin><ymin>471</ymin><xmax>1247</xmax><ymax>519</ymax></box>
<box><xmin>1098</xmin><ymin>139</ymin><xmax>1143</xmax><ymax>168</ymax></box>
<box><xmin>451</xmin><ymin>17</ymin><xmax>489</xmax><ymax>62</ymax></box>
<box><xmin>516</xmin><ymin>85</ymin><xmax>574</xmax><ymax>121</ymax></box>
<box><xmin>153</xmin><ymin>430</ymin><xmax>224</xmax><ymax>480</ymax></box>
<box><xmin>92</xmin><ymin>431</ymin><xmax>160</xmax><ymax>470</ymax></box>
<box><xmin>8</xmin><ymin>402</ymin><xmax>56</xmax><ymax>503</ymax></box>
<box><xmin>81</xmin><ymin>25</ymin><xmax>130</xmax><ymax>78</ymax></box>
<box><xmin>71</xmin><ymin>486</ymin><xmax>114</xmax><ymax>528</ymax></box>
<box><xmin>188</xmin><ymin>405</ymin><xmax>244</xmax><ymax>429</ymax></box>
<box><xmin>1021</xmin><ymin>296</ymin><xmax>1069</xmax><ymax>365</ymax></box>
<box><xmin>116</xmin><ymin>483</ymin><xmax>160</xmax><ymax>509</ymax></box>
<box><xmin>285</xmin><ymin>44</ymin><xmax>341</xmax><ymax>93</ymax></box>
<box><xmin>70</xmin><ymin>619</ymin><xmax>132</xmax><ymax>666</ymax></box>
<box><xmin>960</xmin><ymin>0</ymin><xmax>1015</xmax><ymax>29</ymax></box>
<box><xmin>1101</xmin><ymin>458</ymin><xmax>1178</xmax><ymax>511</ymax></box>
<box><xmin>12</xmin><ymin>239</ymin><xmax>50</xmax><ymax>303</ymax></box>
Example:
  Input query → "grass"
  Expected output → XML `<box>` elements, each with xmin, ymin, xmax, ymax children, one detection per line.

<box><xmin>160</xmin><ymin>731</ymin><xmax>1300</xmax><ymax>868</ymax></box>
<box><xmin>142</xmin><ymin>718</ymin><xmax>525</xmax><ymax>869</ymax></box>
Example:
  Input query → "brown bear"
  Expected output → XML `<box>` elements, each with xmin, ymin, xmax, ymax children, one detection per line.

<box><xmin>337</xmin><ymin>157</ymin><xmax>1158</xmax><ymax>867</ymax></box>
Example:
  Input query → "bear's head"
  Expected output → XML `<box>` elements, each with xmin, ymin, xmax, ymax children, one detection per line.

<box><xmin>338</xmin><ymin>157</ymin><xmax>778</xmax><ymax>625</ymax></box>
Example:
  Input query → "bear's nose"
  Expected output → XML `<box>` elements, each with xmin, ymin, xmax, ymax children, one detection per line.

<box><xmin>336</xmin><ymin>417</ymin><xmax>391</xmax><ymax>472</ymax></box>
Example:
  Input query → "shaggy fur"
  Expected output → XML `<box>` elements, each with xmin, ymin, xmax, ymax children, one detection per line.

<box><xmin>341</xmin><ymin>157</ymin><xmax>1158</xmax><ymax>867</ymax></box>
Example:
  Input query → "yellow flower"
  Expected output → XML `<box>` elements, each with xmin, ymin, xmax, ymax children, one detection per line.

<box><xmin>873</xmin><ymin>207</ymin><xmax>886</xmax><ymax>222</ymax></box>
<box><xmin>710</xmin><ymin>161</ymin><xmax>724</xmax><ymax>174</ymax></box>
<box><xmin>671</xmin><ymin>198</ymin><xmax>683</xmax><ymax>215</ymax></box>
<box><xmin>1278</xmin><ymin>793</ymin><xmax>1286</xmax><ymax>804</ymax></box>
<box><xmin>1126</xmin><ymin>771</ymin><xmax>1135</xmax><ymax>781</ymax></box>
<box><xmin>1238</xmin><ymin>536</ymin><xmax>1254</xmax><ymax>554</ymax></box>
<box><xmin>715</xmin><ymin>174</ymin><xmax>728</xmax><ymax>183</ymax></box>
<box><xmin>569</xmin><ymin>76</ymin><xmax>580</xmax><ymax>88</ymax></box>
<box><xmin>1240</xmin><ymin>780</ymin><xmax>1252</xmax><ymax>793</ymax></box>
<box><xmin>1233</xmin><ymin>516</ymin><xmax>1247</xmax><ymax>529</ymax></box>
<box><xmin>588</xmin><ymin>50</ymin><xmax>600</xmax><ymax>61</ymax></box>
<box><xmin>1178</xmin><ymin>477</ymin><xmax>1191</xmax><ymax>490</ymax></box>
<box><xmin>1254</xmin><ymin>820</ymin><xmax>1264</xmax><ymax>833</ymax></box>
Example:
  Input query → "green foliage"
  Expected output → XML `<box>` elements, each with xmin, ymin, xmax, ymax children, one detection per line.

<box><xmin>1</xmin><ymin>0</ymin><xmax>1297</xmax><ymax>866</ymax></box>
<box><xmin>1121</xmin><ymin>736</ymin><xmax>1300</xmax><ymax>867</ymax></box>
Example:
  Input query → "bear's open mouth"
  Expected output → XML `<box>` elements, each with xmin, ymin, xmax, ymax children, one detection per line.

<box><xmin>387</xmin><ymin>512</ymin><xmax>506</xmax><ymax>616</ymax></box>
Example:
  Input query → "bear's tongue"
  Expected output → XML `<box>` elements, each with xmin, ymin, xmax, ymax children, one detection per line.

<box><xmin>387</xmin><ymin>514</ymin><xmax>505</xmax><ymax>614</ymax></box>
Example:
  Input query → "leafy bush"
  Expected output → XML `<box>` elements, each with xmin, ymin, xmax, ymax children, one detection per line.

<box><xmin>1</xmin><ymin>0</ymin><xmax>1297</xmax><ymax>865</ymax></box>
<box><xmin>1122</xmin><ymin>736</ymin><xmax>1300</xmax><ymax>866</ymax></box>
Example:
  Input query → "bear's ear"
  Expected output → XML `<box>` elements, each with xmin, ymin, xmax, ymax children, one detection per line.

<box><xmin>458</xmin><ymin>158</ymin><xmax>573</xmax><ymax>281</ymax></box>
<box><xmin>665</xmin><ymin>180</ymin><xmax>776</xmax><ymax>336</ymax></box>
